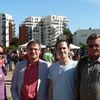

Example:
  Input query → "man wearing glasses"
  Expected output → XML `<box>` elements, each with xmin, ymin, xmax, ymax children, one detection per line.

<box><xmin>11</xmin><ymin>40</ymin><xmax>50</xmax><ymax>100</ymax></box>
<box><xmin>75</xmin><ymin>33</ymin><xmax>100</xmax><ymax>100</ymax></box>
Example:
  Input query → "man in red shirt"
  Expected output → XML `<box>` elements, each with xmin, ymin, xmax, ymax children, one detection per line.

<box><xmin>11</xmin><ymin>40</ymin><xmax>50</xmax><ymax>100</ymax></box>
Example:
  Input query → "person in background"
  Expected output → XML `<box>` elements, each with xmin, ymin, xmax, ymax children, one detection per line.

<box><xmin>43</xmin><ymin>47</ymin><xmax>54</xmax><ymax>64</ymax></box>
<box><xmin>18</xmin><ymin>51</ymin><xmax>25</xmax><ymax>61</ymax></box>
<box><xmin>6</xmin><ymin>51</ymin><xmax>13</xmax><ymax>71</ymax></box>
<box><xmin>69</xmin><ymin>49</ymin><xmax>75</xmax><ymax>60</ymax></box>
<box><xmin>48</xmin><ymin>35</ymin><xmax>77</xmax><ymax>100</ymax></box>
<box><xmin>0</xmin><ymin>45</ymin><xmax>7</xmax><ymax>100</ymax></box>
<box><xmin>73</xmin><ymin>49</ymin><xmax>81</xmax><ymax>61</ymax></box>
<box><xmin>75</xmin><ymin>33</ymin><xmax>100</xmax><ymax>100</ymax></box>
<box><xmin>12</xmin><ymin>50</ymin><xmax>19</xmax><ymax>67</ymax></box>
<box><xmin>11</xmin><ymin>40</ymin><xmax>51</xmax><ymax>100</ymax></box>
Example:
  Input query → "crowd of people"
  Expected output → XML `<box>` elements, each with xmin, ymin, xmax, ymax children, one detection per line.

<box><xmin>0</xmin><ymin>33</ymin><xmax>99</xmax><ymax>100</ymax></box>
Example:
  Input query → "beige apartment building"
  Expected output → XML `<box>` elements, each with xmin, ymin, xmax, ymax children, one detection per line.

<box><xmin>0</xmin><ymin>13</ymin><xmax>15</xmax><ymax>47</ymax></box>
<box><xmin>19</xmin><ymin>15</ymin><xmax>68</xmax><ymax>47</ymax></box>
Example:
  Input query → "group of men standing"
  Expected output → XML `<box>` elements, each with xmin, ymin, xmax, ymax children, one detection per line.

<box><xmin>11</xmin><ymin>33</ymin><xmax>100</xmax><ymax>100</ymax></box>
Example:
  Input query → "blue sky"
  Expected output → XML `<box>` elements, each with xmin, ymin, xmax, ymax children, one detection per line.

<box><xmin>0</xmin><ymin>0</ymin><xmax>100</xmax><ymax>34</ymax></box>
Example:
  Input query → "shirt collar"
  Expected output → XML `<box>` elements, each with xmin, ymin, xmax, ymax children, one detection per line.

<box><xmin>27</xmin><ymin>60</ymin><xmax>39</xmax><ymax>66</ymax></box>
<box><xmin>88</xmin><ymin>56</ymin><xmax>100</xmax><ymax>63</ymax></box>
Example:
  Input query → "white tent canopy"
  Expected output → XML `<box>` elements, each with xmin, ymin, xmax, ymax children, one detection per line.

<box><xmin>19</xmin><ymin>43</ymin><xmax>46</xmax><ymax>49</ymax></box>
<box><xmin>69</xmin><ymin>44</ymin><xmax>80</xmax><ymax>49</ymax></box>
<box><xmin>19</xmin><ymin>40</ymin><xmax>46</xmax><ymax>50</ymax></box>
<box><xmin>19</xmin><ymin>42</ymin><xmax>28</xmax><ymax>48</ymax></box>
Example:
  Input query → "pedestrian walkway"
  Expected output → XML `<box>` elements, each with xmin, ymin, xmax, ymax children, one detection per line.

<box><xmin>5</xmin><ymin>71</ymin><xmax>13</xmax><ymax>100</ymax></box>
<box><xmin>5</xmin><ymin>62</ymin><xmax>15</xmax><ymax>100</ymax></box>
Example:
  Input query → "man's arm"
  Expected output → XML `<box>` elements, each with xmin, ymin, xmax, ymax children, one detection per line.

<box><xmin>47</xmin><ymin>79</ymin><xmax>53</xmax><ymax>100</ymax></box>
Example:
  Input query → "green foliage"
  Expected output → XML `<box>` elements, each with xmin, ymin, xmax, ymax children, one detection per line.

<box><xmin>4</xmin><ymin>45</ymin><xmax>19</xmax><ymax>52</ymax></box>
<box><xmin>4</xmin><ymin>36</ymin><xmax>19</xmax><ymax>52</ymax></box>
<box><xmin>8</xmin><ymin>46</ymin><xmax>18</xmax><ymax>51</ymax></box>
<box><xmin>10</xmin><ymin>37</ymin><xmax>19</xmax><ymax>47</ymax></box>
<box><xmin>79</xmin><ymin>42</ymin><xmax>87</xmax><ymax>50</ymax></box>
<box><xmin>63</xmin><ymin>28</ymin><xmax>73</xmax><ymax>43</ymax></box>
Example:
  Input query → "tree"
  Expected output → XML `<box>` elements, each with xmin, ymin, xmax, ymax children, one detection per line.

<box><xmin>79</xmin><ymin>42</ymin><xmax>87</xmax><ymax>49</ymax></box>
<box><xmin>63</xmin><ymin>28</ymin><xmax>73</xmax><ymax>44</ymax></box>
<box><xmin>7</xmin><ymin>36</ymin><xmax>19</xmax><ymax>51</ymax></box>
<box><xmin>7</xmin><ymin>45</ymin><xmax>18</xmax><ymax>51</ymax></box>
<box><xmin>10</xmin><ymin>37</ymin><xmax>19</xmax><ymax>47</ymax></box>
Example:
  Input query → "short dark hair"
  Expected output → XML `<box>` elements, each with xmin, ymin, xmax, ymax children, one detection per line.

<box><xmin>86</xmin><ymin>33</ymin><xmax>100</xmax><ymax>43</ymax></box>
<box><xmin>55</xmin><ymin>35</ymin><xmax>69</xmax><ymax>48</ymax></box>
<box><xmin>27</xmin><ymin>40</ymin><xmax>41</xmax><ymax>49</ymax></box>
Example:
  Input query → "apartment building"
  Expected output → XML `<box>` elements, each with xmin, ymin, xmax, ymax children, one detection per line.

<box><xmin>19</xmin><ymin>15</ymin><xmax>68</xmax><ymax>47</ymax></box>
<box><xmin>0</xmin><ymin>13</ymin><xmax>15</xmax><ymax>47</ymax></box>
<box><xmin>73</xmin><ymin>29</ymin><xmax>100</xmax><ymax>45</ymax></box>
<box><xmin>41</xmin><ymin>15</ymin><xmax>68</xmax><ymax>46</ymax></box>
<box><xmin>19</xmin><ymin>16</ymin><xmax>42</xmax><ymax>45</ymax></box>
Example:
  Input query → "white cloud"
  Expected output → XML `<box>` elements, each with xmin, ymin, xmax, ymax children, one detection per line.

<box><xmin>81</xmin><ymin>0</ymin><xmax>100</xmax><ymax>6</ymax></box>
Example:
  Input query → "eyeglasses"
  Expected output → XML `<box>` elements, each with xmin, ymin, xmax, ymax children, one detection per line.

<box><xmin>28</xmin><ymin>48</ymin><xmax>40</xmax><ymax>51</ymax></box>
<box><xmin>88</xmin><ymin>44</ymin><xmax>100</xmax><ymax>48</ymax></box>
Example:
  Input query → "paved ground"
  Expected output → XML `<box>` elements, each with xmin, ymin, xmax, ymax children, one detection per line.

<box><xmin>5</xmin><ymin>70</ymin><xmax>13</xmax><ymax>99</ymax></box>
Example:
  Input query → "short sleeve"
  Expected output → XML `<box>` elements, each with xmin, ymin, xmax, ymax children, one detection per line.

<box><xmin>48</xmin><ymin>66</ymin><xmax>53</xmax><ymax>80</ymax></box>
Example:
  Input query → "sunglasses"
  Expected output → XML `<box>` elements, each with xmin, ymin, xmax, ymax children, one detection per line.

<box><xmin>0</xmin><ymin>52</ymin><xmax>4</xmax><ymax>55</ymax></box>
<box><xmin>88</xmin><ymin>44</ymin><xmax>100</xmax><ymax>48</ymax></box>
